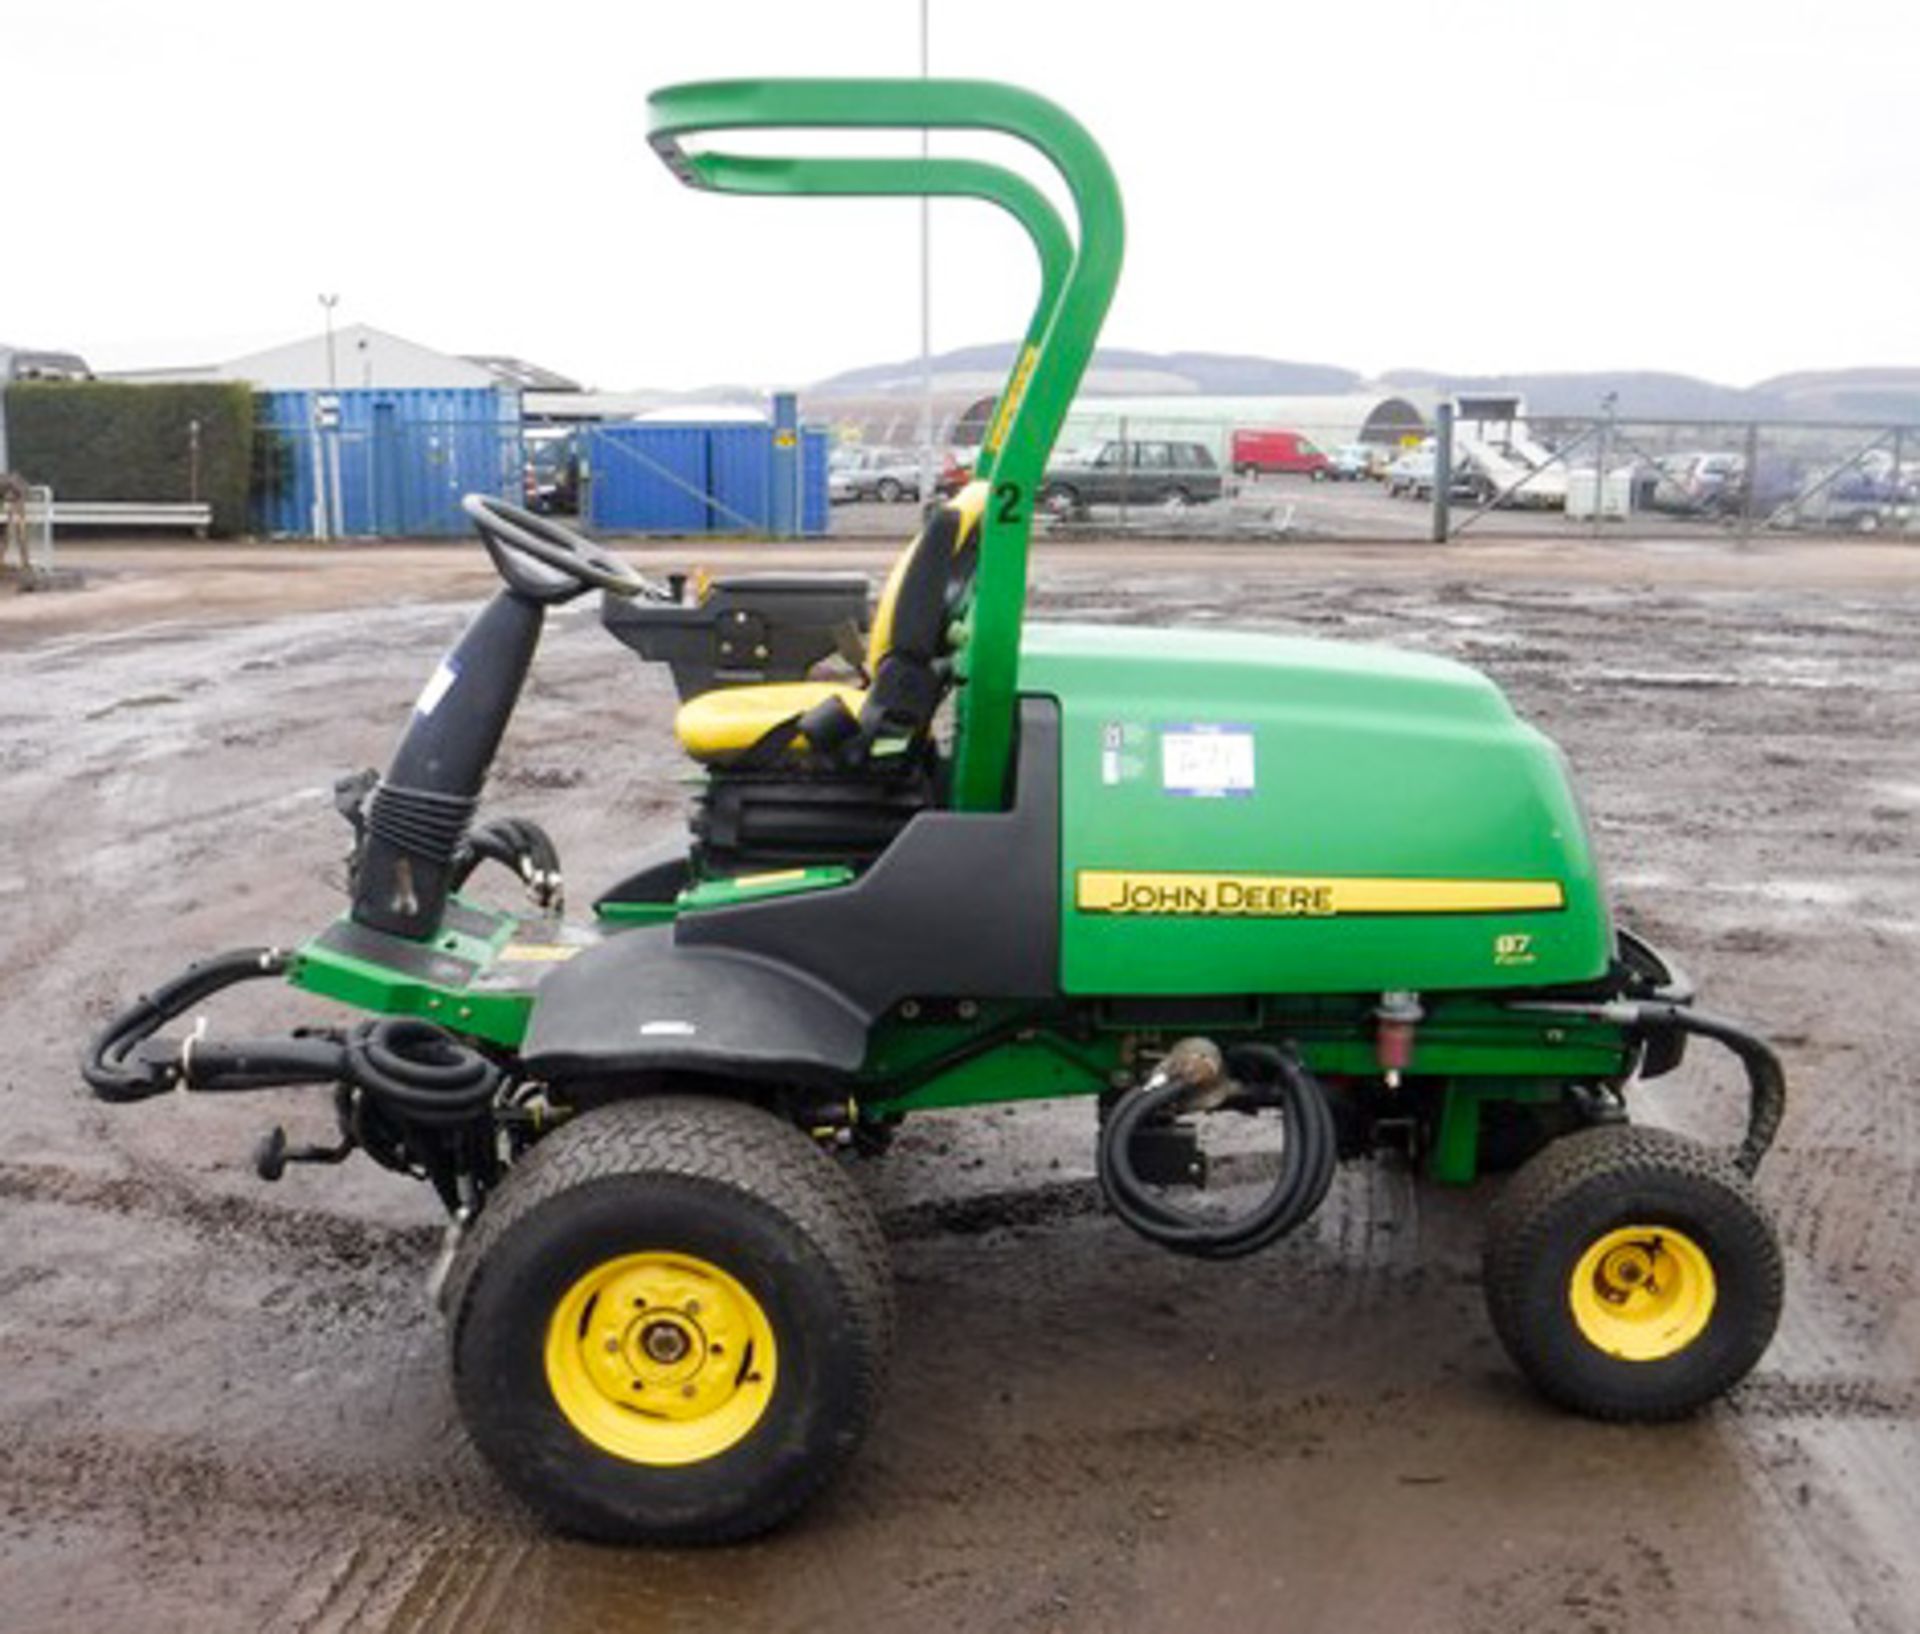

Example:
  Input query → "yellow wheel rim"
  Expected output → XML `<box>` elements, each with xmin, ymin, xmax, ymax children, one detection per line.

<box><xmin>1568</xmin><ymin>1225</ymin><xmax>1717</xmax><ymax>1362</ymax></box>
<box><xmin>543</xmin><ymin>1251</ymin><xmax>778</xmax><ymax>1466</ymax></box>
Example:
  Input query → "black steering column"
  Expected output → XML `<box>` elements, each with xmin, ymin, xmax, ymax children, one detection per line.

<box><xmin>348</xmin><ymin>497</ymin><xmax>653</xmax><ymax>940</ymax></box>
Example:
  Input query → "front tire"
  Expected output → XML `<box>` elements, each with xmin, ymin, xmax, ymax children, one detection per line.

<box><xmin>447</xmin><ymin>1096</ymin><xmax>893</xmax><ymax>1543</ymax></box>
<box><xmin>1483</xmin><ymin>1126</ymin><xmax>1781</xmax><ymax>1421</ymax></box>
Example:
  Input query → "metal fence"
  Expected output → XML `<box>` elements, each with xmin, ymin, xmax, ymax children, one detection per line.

<box><xmin>1492</xmin><ymin>414</ymin><xmax>1920</xmax><ymax>541</ymax></box>
<box><xmin>918</xmin><ymin>405</ymin><xmax>1920</xmax><ymax>545</ymax></box>
<box><xmin>4</xmin><ymin>484</ymin><xmax>55</xmax><ymax>576</ymax></box>
<box><xmin>1013</xmin><ymin>408</ymin><xmax>1437</xmax><ymax>542</ymax></box>
<box><xmin>250</xmin><ymin>414</ymin><xmax>830</xmax><ymax>541</ymax></box>
<box><xmin>254</xmin><ymin>390</ymin><xmax>521</xmax><ymax>539</ymax></box>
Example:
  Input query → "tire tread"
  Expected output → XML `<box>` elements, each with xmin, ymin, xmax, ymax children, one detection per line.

<box><xmin>447</xmin><ymin>1095</ymin><xmax>892</xmax><ymax>1542</ymax></box>
<box><xmin>1482</xmin><ymin>1125</ymin><xmax>1782</xmax><ymax>1422</ymax></box>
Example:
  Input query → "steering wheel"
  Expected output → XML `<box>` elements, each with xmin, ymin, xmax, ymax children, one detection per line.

<box><xmin>461</xmin><ymin>494</ymin><xmax>666</xmax><ymax>603</ymax></box>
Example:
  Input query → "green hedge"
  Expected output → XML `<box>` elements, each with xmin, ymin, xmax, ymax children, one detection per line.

<box><xmin>3</xmin><ymin>381</ymin><xmax>255</xmax><ymax>536</ymax></box>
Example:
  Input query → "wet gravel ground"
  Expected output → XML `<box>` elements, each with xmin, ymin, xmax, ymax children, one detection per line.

<box><xmin>2</xmin><ymin>536</ymin><xmax>1917</xmax><ymax>1633</ymax></box>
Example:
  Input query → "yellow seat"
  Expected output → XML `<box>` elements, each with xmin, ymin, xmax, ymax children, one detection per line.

<box><xmin>673</xmin><ymin>479</ymin><xmax>988</xmax><ymax>764</ymax></box>
<box><xmin>674</xmin><ymin>680</ymin><xmax>866</xmax><ymax>760</ymax></box>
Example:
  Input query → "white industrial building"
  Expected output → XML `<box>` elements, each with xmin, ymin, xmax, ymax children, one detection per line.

<box><xmin>110</xmin><ymin>324</ymin><xmax>503</xmax><ymax>392</ymax></box>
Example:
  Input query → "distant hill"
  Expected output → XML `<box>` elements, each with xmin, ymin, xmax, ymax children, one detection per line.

<box><xmin>1751</xmin><ymin>368</ymin><xmax>1920</xmax><ymax>423</ymax></box>
<box><xmin>1379</xmin><ymin>369</ymin><xmax>1780</xmax><ymax>420</ymax></box>
<box><xmin>699</xmin><ymin>342</ymin><xmax>1920</xmax><ymax>425</ymax></box>
<box><xmin>812</xmin><ymin>343</ymin><xmax>1360</xmax><ymax>398</ymax></box>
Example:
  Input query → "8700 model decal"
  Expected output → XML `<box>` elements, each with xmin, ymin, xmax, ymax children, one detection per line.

<box><xmin>1076</xmin><ymin>871</ymin><xmax>1566</xmax><ymax>918</ymax></box>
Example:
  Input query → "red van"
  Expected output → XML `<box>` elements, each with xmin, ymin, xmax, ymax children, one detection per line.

<box><xmin>1231</xmin><ymin>429</ymin><xmax>1331</xmax><ymax>479</ymax></box>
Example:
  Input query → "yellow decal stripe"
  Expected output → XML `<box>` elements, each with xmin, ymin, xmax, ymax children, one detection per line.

<box><xmin>1076</xmin><ymin>871</ymin><xmax>1565</xmax><ymax>918</ymax></box>
<box><xmin>983</xmin><ymin>345</ymin><xmax>1040</xmax><ymax>455</ymax></box>
<box><xmin>497</xmin><ymin>943</ymin><xmax>583</xmax><ymax>963</ymax></box>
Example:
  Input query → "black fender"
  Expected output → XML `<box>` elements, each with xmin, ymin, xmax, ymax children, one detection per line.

<box><xmin>520</xmin><ymin>925</ymin><xmax>868</xmax><ymax>1086</ymax></box>
<box><xmin>523</xmin><ymin>699</ymin><xmax>1063</xmax><ymax>1088</ymax></box>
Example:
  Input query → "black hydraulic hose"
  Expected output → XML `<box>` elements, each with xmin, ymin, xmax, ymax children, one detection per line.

<box><xmin>1097</xmin><ymin>1042</ymin><xmax>1338</xmax><ymax>1261</ymax></box>
<box><xmin>170</xmin><ymin>1037</ymin><xmax>349</xmax><ymax>1092</ymax></box>
<box><xmin>85</xmin><ymin>950</ymin><xmax>505</xmax><ymax>1134</ymax></box>
<box><xmin>1508</xmin><ymin>998</ymin><xmax>1787</xmax><ymax>1176</ymax></box>
<box><xmin>344</xmin><ymin>1017</ymin><xmax>504</xmax><ymax>1128</ymax></box>
<box><xmin>84</xmin><ymin>948</ymin><xmax>292</xmax><ymax>1101</ymax></box>
<box><xmin>449</xmin><ymin>815</ymin><xmax>563</xmax><ymax>908</ymax></box>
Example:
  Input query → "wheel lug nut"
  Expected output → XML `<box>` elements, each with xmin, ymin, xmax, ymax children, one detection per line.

<box><xmin>685</xmin><ymin>1300</ymin><xmax>701</xmax><ymax>1317</ymax></box>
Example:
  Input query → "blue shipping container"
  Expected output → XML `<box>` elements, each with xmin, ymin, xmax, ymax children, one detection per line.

<box><xmin>708</xmin><ymin>424</ymin><xmax>773</xmax><ymax>533</ymax></box>
<box><xmin>254</xmin><ymin>387</ymin><xmax>518</xmax><ymax>538</ymax></box>
<box><xmin>802</xmin><ymin>429</ymin><xmax>829</xmax><ymax>537</ymax></box>
<box><xmin>585</xmin><ymin>421</ymin><xmax>828</xmax><ymax>536</ymax></box>
<box><xmin>587</xmin><ymin>425</ymin><xmax>715</xmax><ymax>534</ymax></box>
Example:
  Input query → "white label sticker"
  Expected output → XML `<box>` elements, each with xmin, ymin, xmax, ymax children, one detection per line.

<box><xmin>1161</xmin><ymin>724</ymin><xmax>1256</xmax><ymax>798</ymax></box>
<box><xmin>414</xmin><ymin>658</ymin><xmax>458</xmax><ymax>717</ymax></box>
<box><xmin>1099</xmin><ymin>720</ymin><xmax>1151</xmax><ymax>787</ymax></box>
<box><xmin>640</xmin><ymin>1020</ymin><xmax>697</xmax><ymax>1037</ymax></box>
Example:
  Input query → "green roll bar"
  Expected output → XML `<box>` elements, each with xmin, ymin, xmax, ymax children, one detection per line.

<box><xmin>646</xmin><ymin>79</ymin><xmax>1126</xmax><ymax>810</ymax></box>
<box><xmin>671</xmin><ymin>153</ymin><xmax>1071</xmax><ymax>486</ymax></box>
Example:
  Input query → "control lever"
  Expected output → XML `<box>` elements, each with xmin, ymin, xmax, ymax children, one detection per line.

<box><xmin>253</xmin><ymin>1124</ymin><xmax>357</xmax><ymax>1182</ymax></box>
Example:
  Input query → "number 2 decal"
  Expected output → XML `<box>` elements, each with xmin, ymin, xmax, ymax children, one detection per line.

<box><xmin>993</xmin><ymin>481</ymin><xmax>1025</xmax><ymax>525</ymax></box>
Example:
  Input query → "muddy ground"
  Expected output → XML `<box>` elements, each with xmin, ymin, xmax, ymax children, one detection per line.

<box><xmin>2</xmin><ymin>533</ymin><xmax>1917</xmax><ymax>1633</ymax></box>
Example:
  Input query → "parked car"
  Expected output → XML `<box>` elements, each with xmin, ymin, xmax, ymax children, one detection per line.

<box><xmin>1649</xmin><ymin>451</ymin><xmax>1746</xmax><ymax>516</ymax></box>
<box><xmin>1384</xmin><ymin>447</ymin><xmax>1435</xmax><ymax>498</ymax></box>
<box><xmin>1786</xmin><ymin>460</ymin><xmax>1914</xmax><ymax>532</ymax></box>
<box><xmin>1040</xmin><ymin>439</ymin><xmax>1224</xmax><ymax>514</ymax></box>
<box><xmin>1384</xmin><ymin>442</ymin><xmax>1481</xmax><ymax>502</ymax></box>
<box><xmin>828</xmin><ymin>448</ymin><xmax>924</xmax><ymax>504</ymax></box>
<box><xmin>523</xmin><ymin>430</ymin><xmax>581</xmax><ymax>515</ymax></box>
<box><xmin>934</xmin><ymin>450</ymin><xmax>972</xmax><ymax>498</ymax></box>
<box><xmin>1328</xmin><ymin>443</ymin><xmax>1375</xmax><ymax>481</ymax></box>
<box><xmin>829</xmin><ymin>447</ymin><xmax>972</xmax><ymax>505</ymax></box>
<box><xmin>1231</xmin><ymin>428</ymin><xmax>1330</xmax><ymax>479</ymax></box>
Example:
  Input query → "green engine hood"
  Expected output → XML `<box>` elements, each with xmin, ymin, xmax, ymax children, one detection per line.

<box><xmin>1017</xmin><ymin>622</ymin><xmax>1612</xmax><ymax>995</ymax></box>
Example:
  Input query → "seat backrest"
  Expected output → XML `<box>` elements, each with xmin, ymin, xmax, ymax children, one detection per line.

<box><xmin>859</xmin><ymin>480</ymin><xmax>989</xmax><ymax>740</ymax></box>
<box><xmin>865</xmin><ymin>479</ymin><xmax>989</xmax><ymax>671</ymax></box>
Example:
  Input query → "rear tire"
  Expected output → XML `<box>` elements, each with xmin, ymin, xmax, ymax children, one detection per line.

<box><xmin>874</xmin><ymin>477</ymin><xmax>903</xmax><ymax>503</ymax></box>
<box><xmin>447</xmin><ymin>1096</ymin><xmax>893</xmax><ymax>1543</ymax></box>
<box><xmin>1040</xmin><ymin>482</ymin><xmax>1080</xmax><ymax>518</ymax></box>
<box><xmin>1483</xmin><ymin>1126</ymin><xmax>1781</xmax><ymax>1421</ymax></box>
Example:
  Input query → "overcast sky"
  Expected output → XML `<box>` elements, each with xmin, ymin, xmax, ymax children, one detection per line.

<box><xmin>8</xmin><ymin>0</ymin><xmax>1914</xmax><ymax>390</ymax></box>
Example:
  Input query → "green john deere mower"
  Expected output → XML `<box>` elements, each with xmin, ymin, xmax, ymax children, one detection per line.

<box><xmin>87</xmin><ymin>79</ymin><xmax>1786</xmax><ymax>1543</ymax></box>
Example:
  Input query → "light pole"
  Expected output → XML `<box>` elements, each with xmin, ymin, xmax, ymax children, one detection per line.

<box><xmin>916</xmin><ymin>0</ymin><xmax>933</xmax><ymax>508</ymax></box>
<box><xmin>318</xmin><ymin>293</ymin><xmax>340</xmax><ymax>390</ymax></box>
<box><xmin>1593</xmin><ymin>390</ymin><xmax>1617</xmax><ymax>541</ymax></box>
<box><xmin>317</xmin><ymin>294</ymin><xmax>342</xmax><ymax>539</ymax></box>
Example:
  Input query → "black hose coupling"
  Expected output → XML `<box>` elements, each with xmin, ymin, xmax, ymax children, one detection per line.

<box><xmin>1097</xmin><ymin>1039</ymin><xmax>1338</xmax><ymax>1260</ymax></box>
